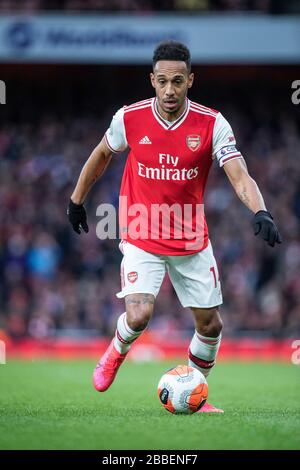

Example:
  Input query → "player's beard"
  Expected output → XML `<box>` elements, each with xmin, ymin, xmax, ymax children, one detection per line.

<box><xmin>160</xmin><ymin>96</ymin><xmax>186</xmax><ymax>118</ymax></box>
<box><xmin>163</xmin><ymin>99</ymin><xmax>179</xmax><ymax>112</ymax></box>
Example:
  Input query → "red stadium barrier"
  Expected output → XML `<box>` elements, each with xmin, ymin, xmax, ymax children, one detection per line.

<box><xmin>2</xmin><ymin>331</ymin><xmax>294</xmax><ymax>362</ymax></box>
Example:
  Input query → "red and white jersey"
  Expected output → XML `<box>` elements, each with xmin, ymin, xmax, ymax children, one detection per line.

<box><xmin>105</xmin><ymin>97</ymin><xmax>242</xmax><ymax>256</ymax></box>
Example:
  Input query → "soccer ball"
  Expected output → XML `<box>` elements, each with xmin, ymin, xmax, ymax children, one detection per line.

<box><xmin>157</xmin><ymin>365</ymin><xmax>208</xmax><ymax>414</ymax></box>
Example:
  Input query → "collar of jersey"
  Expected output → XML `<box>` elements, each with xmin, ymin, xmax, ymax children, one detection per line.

<box><xmin>152</xmin><ymin>97</ymin><xmax>190</xmax><ymax>131</ymax></box>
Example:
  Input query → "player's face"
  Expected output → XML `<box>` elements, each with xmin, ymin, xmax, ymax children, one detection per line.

<box><xmin>150</xmin><ymin>61</ymin><xmax>194</xmax><ymax>119</ymax></box>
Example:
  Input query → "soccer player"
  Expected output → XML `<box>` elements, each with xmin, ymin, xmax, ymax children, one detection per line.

<box><xmin>68</xmin><ymin>41</ymin><xmax>281</xmax><ymax>413</ymax></box>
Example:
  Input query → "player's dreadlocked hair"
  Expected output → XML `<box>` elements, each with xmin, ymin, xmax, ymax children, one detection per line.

<box><xmin>153</xmin><ymin>40</ymin><xmax>191</xmax><ymax>72</ymax></box>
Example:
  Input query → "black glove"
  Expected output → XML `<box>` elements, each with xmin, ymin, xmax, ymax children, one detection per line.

<box><xmin>253</xmin><ymin>210</ymin><xmax>282</xmax><ymax>247</ymax></box>
<box><xmin>67</xmin><ymin>199</ymin><xmax>89</xmax><ymax>235</ymax></box>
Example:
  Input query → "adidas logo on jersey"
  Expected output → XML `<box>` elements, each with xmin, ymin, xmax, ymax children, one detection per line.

<box><xmin>139</xmin><ymin>136</ymin><xmax>152</xmax><ymax>144</ymax></box>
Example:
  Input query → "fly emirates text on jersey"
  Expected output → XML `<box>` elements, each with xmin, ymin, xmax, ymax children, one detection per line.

<box><xmin>137</xmin><ymin>153</ymin><xmax>199</xmax><ymax>181</ymax></box>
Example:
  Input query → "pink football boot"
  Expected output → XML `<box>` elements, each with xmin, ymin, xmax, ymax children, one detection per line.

<box><xmin>197</xmin><ymin>402</ymin><xmax>224</xmax><ymax>413</ymax></box>
<box><xmin>93</xmin><ymin>339</ymin><xmax>127</xmax><ymax>392</ymax></box>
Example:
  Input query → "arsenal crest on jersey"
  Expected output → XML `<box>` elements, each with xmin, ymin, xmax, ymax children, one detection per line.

<box><xmin>127</xmin><ymin>271</ymin><xmax>138</xmax><ymax>283</ymax></box>
<box><xmin>186</xmin><ymin>135</ymin><xmax>201</xmax><ymax>152</ymax></box>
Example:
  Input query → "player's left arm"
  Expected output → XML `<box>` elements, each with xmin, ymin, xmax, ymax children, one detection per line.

<box><xmin>223</xmin><ymin>157</ymin><xmax>282</xmax><ymax>247</ymax></box>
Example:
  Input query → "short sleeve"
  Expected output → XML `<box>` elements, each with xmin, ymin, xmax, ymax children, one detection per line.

<box><xmin>104</xmin><ymin>107</ymin><xmax>128</xmax><ymax>153</ymax></box>
<box><xmin>212</xmin><ymin>113</ymin><xmax>243</xmax><ymax>168</ymax></box>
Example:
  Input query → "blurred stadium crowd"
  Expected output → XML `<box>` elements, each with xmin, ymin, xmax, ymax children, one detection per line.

<box><xmin>0</xmin><ymin>80</ymin><xmax>299</xmax><ymax>341</ymax></box>
<box><xmin>0</xmin><ymin>0</ymin><xmax>298</xmax><ymax>13</ymax></box>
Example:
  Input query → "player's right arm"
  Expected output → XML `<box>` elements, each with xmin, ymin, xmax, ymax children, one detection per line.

<box><xmin>68</xmin><ymin>107</ymin><xmax>127</xmax><ymax>234</ymax></box>
<box><xmin>71</xmin><ymin>137</ymin><xmax>113</xmax><ymax>206</ymax></box>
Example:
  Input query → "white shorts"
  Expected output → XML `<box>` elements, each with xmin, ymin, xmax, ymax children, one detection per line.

<box><xmin>116</xmin><ymin>240</ymin><xmax>222</xmax><ymax>309</ymax></box>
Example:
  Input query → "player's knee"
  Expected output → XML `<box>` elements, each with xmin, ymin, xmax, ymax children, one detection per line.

<box><xmin>126</xmin><ymin>307</ymin><xmax>152</xmax><ymax>331</ymax></box>
<box><xmin>198</xmin><ymin>312</ymin><xmax>223</xmax><ymax>338</ymax></box>
<box><xmin>125</xmin><ymin>294</ymin><xmax>154</xmax><ymax>331</ymax></box>
<box><xmin>205</xmin><ymin>317</ymin><xmax>223</xmax><ymax>337</ymax></box>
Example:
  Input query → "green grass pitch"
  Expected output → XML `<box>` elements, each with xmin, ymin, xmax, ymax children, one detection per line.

<box><xmin>0</xmin><ymin>360</ymin><xmax>299</xmax><ymax>450</ymax></box>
